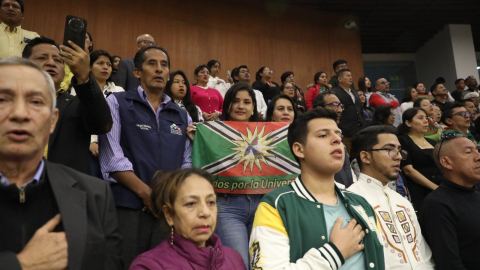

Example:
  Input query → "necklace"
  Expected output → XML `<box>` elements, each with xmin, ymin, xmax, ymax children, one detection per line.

<box><xmin>408</xmin><ymin>134</ymin><xmax>429</xmax><ymax>148</ymax></box>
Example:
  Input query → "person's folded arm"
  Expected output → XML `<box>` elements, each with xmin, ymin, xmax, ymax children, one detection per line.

<box><xmin>368</xmin><ymin>94</ymin><xmax>399</xmax><ymax>109</ymax></box>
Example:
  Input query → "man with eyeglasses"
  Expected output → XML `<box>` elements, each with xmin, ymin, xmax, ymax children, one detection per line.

<box><xmin>440</xmin><ymin>102</ymin><xmax>477</xmax><ymax>143</ymax></box>
<box><xmin>115</xmin><ymin>34</ymin><xmax>156</xmax><ymax>91</ymax></box>
<box><xmin>313</xmin><ymin>91</ymin><xmax>356</xmax><ymax>188</ymax></box>
<box><xmin>331</xmin><ymin>69</ymin><xmax>365</xmax><ymax>154</ymax></box>
<box><xmin>419</xmin><ymin>131</ymin><xmax>480</xmax><ymax>269</ymax></box>
<box><xmin>369</xmin><ymin>78</ymin><xmax>401</xmax><ymax>127</ymax></box>
<box><xmin>348</xmin><ymin>126</ymin><xmax>434</xmax><ymax>270</ymax></box>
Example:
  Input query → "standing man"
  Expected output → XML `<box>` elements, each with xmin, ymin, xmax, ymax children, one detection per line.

<box><xmin>430</xmin><ymin>83</ymin><xmax>451</xmax><ymax>111</ymax></box>
<box><xmin>249</xmin><ymin>109</ymin><xmax>385</xmax><ymax>269</ymax></box>
<box><xmin>99</xmin><ymin>45</ymin><xmax>192</xmax><ymax>268</ymax></box>
<box><xmin>369</xmin><ymin>78</ymin><xmax>401</xmax><ymax>127</ymax></box>
<box><xmin>23</xmin><ymin>36</ymin><xmax>113</xmax><ymax>175</ymax></box>
<box><xmin>0</xmin><ymin>0</ymin><xmax>39</xmax><ymax>58</ymax></box>
<box><xmin>331</xmin><ymin>68</ymin><xmax>365</xmax><ymax>153</ymax></box>
<box><xmin>232</xmin><ymin>65</ymin><xmax>267</xmax><ymax>118</ymax></box>
<box><xmin>0</xmin><ymin>57</ymin><xmax>122</xmax><ymax>270</ymax></box>
<box><xmin>420</xmin><ymin>133</ymin><xmax>480</xmax><ymax>269</ymax></box>
<box><xmin>461</xmin><ymin>76</ymin><xmax>479</xmax><ymax>99</ymax></box>
<box><xmin>115</xmin><ymin>34</ymin><xmax>156</xmax><ymax>91</ymax></box>
<box><xmin>328</xmin><ymin>59</ymin><xmax>356</xmax><ymax>89</ymax></box>
<box><xmin>451</xmin><ymin>78</ymin><xmax>465</xmax><ymax>102</ymax></box>
<box><xmin>349</xmin><ymin>125</ymin><xmax>434</xmax><ymax>269</ymax></box>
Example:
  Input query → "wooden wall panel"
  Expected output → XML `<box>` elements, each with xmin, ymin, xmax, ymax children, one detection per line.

<box><xmin>20</xmin><ymin>0</ymin><xmax>363</xmax><ymax>90</ymax></box>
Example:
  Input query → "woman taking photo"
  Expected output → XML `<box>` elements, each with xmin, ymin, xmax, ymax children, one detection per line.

<box><xmin>191</xmin><ymin>65</ymin><xmax>224</xmax><ymax>121</ymax></box>
<box><xmin>252</xmin><ymin>66</ymin><xmax>279</xmax><ymax>105</ymax></box>
<box><xmin>413</xmin><ymin>98</ymin><xmax>443</xmax><ymax>141</ymax></box>
<box><xmin>265</xmin><ymin>95</ymin><xmax>298</xmax><ymax>123</ymax></box>
<box><xmin>130</xmin><ymin>168</ymin><xmax>246</xmax><ymax>269</ymax></box>
<box><xmin>400</xmin><ymin>87</ymin><xmax>419</xmax><ymax>113</ymax></box>
<box><xmin>207</xmin><ymin>60</ymin><xmax>230</xmax><ymax>97</ymax></box>
<box><xmin>216</xmin><ymin>83</ymin><xmax>260</xmax><ymax>268</ymax></box>
<box><xmin>305</xmin><ymin>71</ymin><xmax>330</xmax><ymax>110</ymax></box>
<box><xmin>164</xmin><ymin>70</ymin><xmax>203</xmax><ymax>123</ymax></box>
<box><xmin>397</xmin><ymin>108</ymin><xmax>443</xmax><ymax>210</ymax></box>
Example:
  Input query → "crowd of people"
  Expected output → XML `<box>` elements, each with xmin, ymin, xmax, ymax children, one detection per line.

<box><xmin>2</xmin><ymin>0</ymin><xmax>480</xmax><ymax>269</ymax></box>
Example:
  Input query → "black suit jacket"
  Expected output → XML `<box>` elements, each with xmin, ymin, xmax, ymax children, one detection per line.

<box><xmin>331</xmin><ymin>86</ymin><xmax>365</xmax><ymax>137</ymax></box>
<box><xmin>0</xmin><ymin>160</ymin><xmax>123</xmax><ymax>270</ymax></box>
<box><xmin>48</xmin><ymin>73</ymin><xmax>113</xmax><ymax>175</ymax></box>
<box><xmin>116</xmin><ymin>58</ymin><xmax>140</xmax><ymax>91</ymax></box>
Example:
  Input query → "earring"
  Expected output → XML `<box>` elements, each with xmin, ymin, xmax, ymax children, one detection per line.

<box><xmin>170</xmin><ymin>226</ymin><xmax>174</xmax><ymax>246</ymax></box>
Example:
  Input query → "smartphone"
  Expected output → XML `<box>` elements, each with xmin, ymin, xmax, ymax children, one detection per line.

<box><xmin>227</xmin><ymin>70</ymin><xmax>231</xmax><ymax>77</ymax></box>
<box><xmin>63</xmin><ymin>15</ymin><xmax>87</xmax><ymax>50</ymax></box>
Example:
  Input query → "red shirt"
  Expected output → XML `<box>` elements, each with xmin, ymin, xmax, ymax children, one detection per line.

<box><xmin>190</xmin><ymin>85</ymin><xmax>224</xmax><ymax>114</ymax></box>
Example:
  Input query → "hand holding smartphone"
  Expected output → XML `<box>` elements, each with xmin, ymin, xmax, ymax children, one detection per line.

<box><xmin>63</xmin><ymin>15</ymin><xmax>87</xmax><ymax>50</ymax></box>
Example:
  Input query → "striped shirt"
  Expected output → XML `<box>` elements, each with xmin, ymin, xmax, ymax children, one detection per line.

<box><xmin>99</xmin><ymin>86</ymin><xmax>192</xmax><ymax>183</ymax></box>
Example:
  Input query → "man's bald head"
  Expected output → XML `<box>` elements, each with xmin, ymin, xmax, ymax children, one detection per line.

<box><xmin>433</xmin><ymin>138</ymin><xmax>456</xmax><ymax>172</ymax></box>
<box><xmin>136</xmin><ymin>34</ymin><xmax>156</xmax><ymax>50</ymax></box>
<box><xmin>375</xmin><ymin>78</ymin><xmax>389</xmax><ymax>92</ymax></box>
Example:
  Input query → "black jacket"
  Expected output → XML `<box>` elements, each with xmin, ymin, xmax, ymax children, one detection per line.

<box><xmin>48</xmin><ymin>73</ymin><xmax>113</xmax><ymax>175</ymax></box>
<box><xmin>0</xmin><ymin>160</ymin><xmax>123</xmax><ymax>270</ymax></box>
<box><xmin>331</xmin><ymin>86</ymin><xmax>365</xmax><ymax>137</ymax></box>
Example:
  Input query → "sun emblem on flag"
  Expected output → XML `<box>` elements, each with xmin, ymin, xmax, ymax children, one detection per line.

<box><xmin>231</xmin><ymin>124</ymin><xmax>276</xmax><ymax>173</ymax></box>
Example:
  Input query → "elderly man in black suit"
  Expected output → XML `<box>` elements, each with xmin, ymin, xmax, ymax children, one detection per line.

<box><xmin>21</xmin><ymin>36</ymin><xmax>112</xmax><ymax>175</ymax></box>
<box><xmin>0</xmin><ymin>57</ymin><xmax>122</xmax><ymax>269</ymax></box>
<box><xmin>115</xmin><ymin>34</ymin><xmax>156</xmax><ymax>91</ymax></box>
<box><xmin>331</xmin><ymin>68</ymin><xmax>365</xmax><ymax>154</ymax></box>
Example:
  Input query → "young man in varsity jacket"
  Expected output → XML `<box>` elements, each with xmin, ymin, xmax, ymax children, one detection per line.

<box><xmin>249</xmin><ymin>109</ymin><xmax>385</xmax><ymax>270</ymax></box>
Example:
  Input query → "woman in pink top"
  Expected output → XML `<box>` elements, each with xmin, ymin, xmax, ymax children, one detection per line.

<box><xmin>190</xmin><ymin>65</ymin><xmax>224</xmax><ymax>121</ymax></box>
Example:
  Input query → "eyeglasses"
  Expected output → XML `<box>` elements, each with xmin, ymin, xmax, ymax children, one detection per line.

<box><xmin>285</xmin><ymin>86</ymin><xmax>295</xmax><ymax>90</ymax></box>
<box><xmin>379</xmin><ymin>81</ymin><xmax>390</xmax><ymax>85</ymax></box>
<box><xmin>367</xmin><ymin>148</ymin><xmax>407</xmax><ymax>160</ymax></box>
<box><xmin>437</xmin><ymin>132</ymin><xmax>468</xmax><ymax>163</ymax></box>
<box><xmin>451</xmin><ymin>111</ymin><xmax>472</xmax><ymax>118</ymax></box>
<box><xmin>138</xmin><ymin>40</ymin><xmax>157</xmax><ymax>46</ymax></box>
<box><xmin>324</xmin><ymin>102</ymin><xmax>344</xmax><ymax>109</ymax></box>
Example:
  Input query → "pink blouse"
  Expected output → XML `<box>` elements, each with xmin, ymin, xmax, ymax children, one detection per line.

<box><xmin>190</xmin><ymin>85</ymin><xmax>224</xmax><ymax>114</ymax></box>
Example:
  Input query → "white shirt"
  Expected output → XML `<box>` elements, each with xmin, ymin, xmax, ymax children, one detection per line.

<box><xmin>348</xmin><ymin>174</ymin><xmax>434</xmax><ymax>270</ymax></box>
<box><xmin>207</xmin><ymin>76</ymin><xmax>231</xmax><ymax>97</ymax></box>
<box><xmin>253</xmin><ymin>89</ymin><xmax>267</xmax><ymax>117</ymax></box>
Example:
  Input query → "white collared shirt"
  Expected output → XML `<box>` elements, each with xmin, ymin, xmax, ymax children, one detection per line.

<box><xmin>348</xmin><ymin>174</ymin><xmax>434</xmax><ymax>270</ymax></box>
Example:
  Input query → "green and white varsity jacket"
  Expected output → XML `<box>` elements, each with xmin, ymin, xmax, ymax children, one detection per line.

<box><xmin>249</xmin><ymin>176</ymin><xmax>385</xmax><ymax>270</ymax></box>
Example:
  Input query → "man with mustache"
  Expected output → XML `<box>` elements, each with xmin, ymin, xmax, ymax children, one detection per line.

<box><xmin>348</xmin><ymin>125</ymin><xmax>434</xmax><ymax>269</ymax></box>
<box><xmin>98</xmin><ymin>45</ymin><xmax>192</xmax><ymax>269</ymax></box>
<box><xmin>0</xmin><ymin>0</ymin><xmax>39</xmax><ymax>58</ymax></box>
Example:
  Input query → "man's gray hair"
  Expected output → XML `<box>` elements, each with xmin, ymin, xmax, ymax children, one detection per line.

<box><xmin>0</xmin><ymin>57</ymin><xmax>56</xmax><ymax>112</ymax></box>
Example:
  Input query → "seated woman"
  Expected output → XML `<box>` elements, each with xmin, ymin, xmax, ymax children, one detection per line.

<box><xmin>305</xmin><ymin>71</ymin><xmax>330</xmax><ymax>110</ymax></box>
<box><xmin>397</xmin><ymin>108</ymin><xmax>444</xmax><ymax>211</ymax></box>
<box><xmin>278</xmin><ymin>82</ymin><xmax>304</xmax><ymax>113</ymax></box>
<box><xmin>357</xmin><ymin>89</ymin><xmax>374</xmax><ymax>122</ymax></box>
<box><xmin>252</xmin><ymin>66</ymin><xmax>279</xmax><ymax>105</ymax></box>
<box><xmin>165</xmin><ymin>70</ymin><xmax>204</xmax><ymax>123</ymax></box>
<box><xmin>413</xmin><ymin>98</ymin><xmax>443</xmax><ymax>141</ymax></box>
<box><xmin>207</xmin><ymin>60</ymin><xmax>230</xmax><ymax>97</ymax></box>
<box><xmin>191</xmin><ymin>65</ymin><xmax>224</xmax><ymax>121</ymax></box>
<box><xmin>400</xmin><ymin>86</ymin><xmax>419</xmax><ymax>113</ymax></box>
<box><xmin>130</xmin><ymin>168</ymin><xmax>246</xmax><ymax>269</ymax></box>
<box><xmin>265</xmin><ymin>95</ymin><xmax>298</xmax><ymax>123</ymax></box>
<box><xmin>371</xmin><ymin>104</ymin><xmax>395</xmax><ymax>126</ymax></box>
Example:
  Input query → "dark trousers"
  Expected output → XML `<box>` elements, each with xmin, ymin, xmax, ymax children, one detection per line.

<box><xmin>116</xmin><ymin>207</ymin><xmax>169</xmax><ymax>269</ymax></box>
